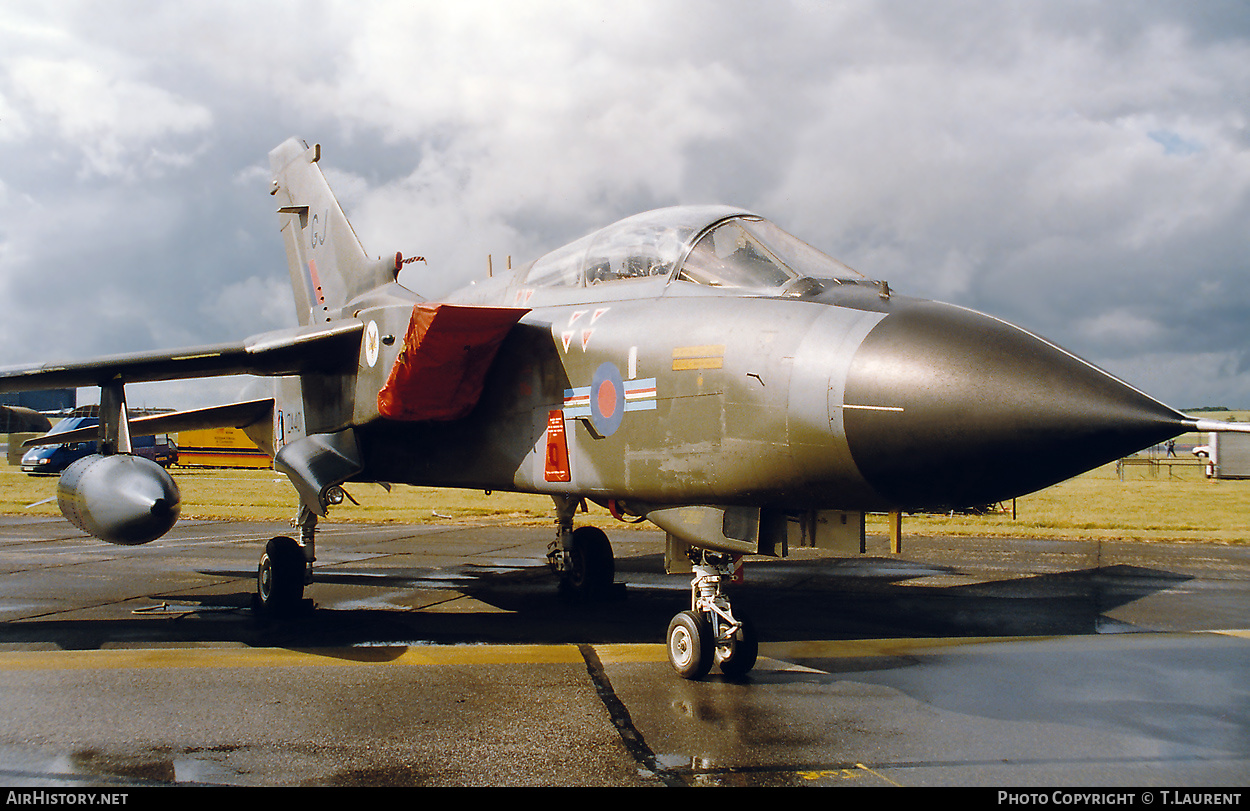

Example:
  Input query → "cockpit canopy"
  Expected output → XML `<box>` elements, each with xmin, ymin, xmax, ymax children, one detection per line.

<box><xmin>523</xmin><ymin>206</ymin><xmax>865</xmax><ymax>291</ymax></box>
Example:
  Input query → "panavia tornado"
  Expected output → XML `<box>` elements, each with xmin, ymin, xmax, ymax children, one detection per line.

<box><xmin>2</xmin><ymin>138</ymin><xmax>1245</xmax><ymax>679</ymax></box>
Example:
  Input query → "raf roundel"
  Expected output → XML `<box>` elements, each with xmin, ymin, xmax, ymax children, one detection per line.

<box><xmin>589</xmin><ymin>362</ymin><xmax>626</xmax><ymax>437</ymax></box>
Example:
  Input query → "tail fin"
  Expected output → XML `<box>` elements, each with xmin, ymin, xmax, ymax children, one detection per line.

<box><xmin>269</xmin><ymin>138</ymin><xmax>398</xmax><ymax>325</ymax></box>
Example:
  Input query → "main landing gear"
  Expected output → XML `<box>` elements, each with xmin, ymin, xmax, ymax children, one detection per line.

<box><xmin>255</xmin><ymin>505</ymin><xmax>316</xmax><ymax>615</ymax></box>
<box><xmin>666</xmin><ymin>550</ymin><xmax>757</xmax><ymax>680</ymax></box>
<box><xmin>547</xmin><ymin>495</ymin><xmax>616</xmax><ymax>598</ymax></box>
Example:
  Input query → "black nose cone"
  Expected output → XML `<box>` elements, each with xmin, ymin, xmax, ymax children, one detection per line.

<box><xmin>843</xmin><ymin>301</ymin><xmax>1186</xmax><ymax>509</ymax></box>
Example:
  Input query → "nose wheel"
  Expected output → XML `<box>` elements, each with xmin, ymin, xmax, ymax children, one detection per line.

<box><xmin>667</xmin><ymin>610</ymin><xmax>713</xmax><ymax>679</ymax></box>
<box><xmin>665</xmin><ymin>552</ymin><xmax>758</xmax><ymax>679</ymax></box>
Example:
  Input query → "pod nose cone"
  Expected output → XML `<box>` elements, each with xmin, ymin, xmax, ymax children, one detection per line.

<box><xmin>842</xmin><ymin>302</ymin><xmax>1186</xmax><ymax>508</ymax></box>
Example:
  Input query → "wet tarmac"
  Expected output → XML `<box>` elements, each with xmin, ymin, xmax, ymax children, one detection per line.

<box><xmin>0</xmin><ymin>515</ymin><xmax>1246</xmax><ymax>787</ymax></box>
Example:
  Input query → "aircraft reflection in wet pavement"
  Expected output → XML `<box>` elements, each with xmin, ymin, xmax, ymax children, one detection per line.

<box><xmin>2</xmin><ymin>138</ymin><xmax>1246</xmax><ymax>679</ymax></box>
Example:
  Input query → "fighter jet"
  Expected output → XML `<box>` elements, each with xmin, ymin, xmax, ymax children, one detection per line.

<box><xmin>2</xmin><ymin>138</ymin><xmax>1245</xmax><ymax>679</ymax></box>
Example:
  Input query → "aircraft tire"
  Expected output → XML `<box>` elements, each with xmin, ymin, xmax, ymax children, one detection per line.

<box><xmin>667</xmin><ymin>610</ymin><xmax>714</xmax><ymax>680</ymax></box>
<box><xmin>563</xmin><ymin>526</ymin><xmax>614</xmax><ymax>597</ymax></box>
<box><xmin>715</xmin><ymin>611</ymin><xmax>758</xmax><ymax>679</ymax></box>
<box><xmin>257</xmin><ymin>535</ymin><xmax>304</xmax><ymax>614</ymax></box>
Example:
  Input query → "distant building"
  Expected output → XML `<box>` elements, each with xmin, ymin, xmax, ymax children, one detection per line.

<box><xmin>1</xmin><ymin>390</ymin><xmax>74</xmax><ymax>463</ymax></box>
<box><xmin>0</xmin><ymin>389</ymin><xmax>75</xmax><ymax>413</ymax></box>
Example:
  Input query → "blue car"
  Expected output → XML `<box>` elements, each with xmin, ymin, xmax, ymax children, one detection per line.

<box><xmin>21</xmin><ymin>417</ymin><xmax>177</xmax><ymax>474</ymax></box>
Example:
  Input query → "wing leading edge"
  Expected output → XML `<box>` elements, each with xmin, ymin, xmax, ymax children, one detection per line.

<box><xmin>0</xmin><ymin>320</ymin><xmax>363</xmax><ymax>393</ymax></box>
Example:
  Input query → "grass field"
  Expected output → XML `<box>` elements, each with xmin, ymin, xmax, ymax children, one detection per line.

<box><xmin>883</xmin><ymin>461</ymin><xmax>1250</xmax><ymax>543</ymax></box>
<box><xmin>2</xmin><ymin>457</ymin><xmax>1247</xmax><ymax>544</ymax></box>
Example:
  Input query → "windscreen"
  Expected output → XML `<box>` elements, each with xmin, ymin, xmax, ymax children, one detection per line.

<box><xmin>678</xmin><ymin>216</ymin><xmax>865</xmax><ymax>289</ymax></box>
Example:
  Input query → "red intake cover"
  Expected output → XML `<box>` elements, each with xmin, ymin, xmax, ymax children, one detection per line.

<box><xmin>378</xmin><ymin>303</ymin><xmax>528</xmax><ymax>421</ymax></box>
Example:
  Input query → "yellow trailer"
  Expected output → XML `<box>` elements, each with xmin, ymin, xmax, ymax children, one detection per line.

<box><xmin>177</xmin><ymin>427</ymin><xmax>271</xmax><ymax>469</ymax></box>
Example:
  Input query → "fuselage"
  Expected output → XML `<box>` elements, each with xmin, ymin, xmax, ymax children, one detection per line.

<box><xmin>341</xmin><ymin>261</ymin><xmax>1184</xmax><ymax>514</ymax></box>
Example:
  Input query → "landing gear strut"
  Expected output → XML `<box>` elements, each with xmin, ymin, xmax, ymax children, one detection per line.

<box><xmin>666</xmin><ymin>550</ymin><xmax>757</xmax><ymax>679</ymax></box>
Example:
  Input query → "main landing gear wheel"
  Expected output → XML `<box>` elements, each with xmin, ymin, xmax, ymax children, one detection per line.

<box><xmin>257</xmin><ymin>535</ymin><xmax>304</xmax><ymax>614</ymax></box>
<box><xmin>667</xmin><ymin>610</ymin><xmax>714</xmax><ymax>680</ymax></box>
<box><xmin>561</xmin><ymin>526</ymin><xmax>615</xmax><ymax>598</ymax></box>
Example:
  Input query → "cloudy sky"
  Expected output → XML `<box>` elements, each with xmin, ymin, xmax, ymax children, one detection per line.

<box><xmin>1</xmin><ymin>1</ymin><xmax>1248</xmax><ymax>411</ymax></box>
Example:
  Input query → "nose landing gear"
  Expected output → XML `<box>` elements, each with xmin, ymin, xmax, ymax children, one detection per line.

<box><xmin>666</xmin><ymin>551</ymin><xmax>757</xmax><ymax>679</ymax></box>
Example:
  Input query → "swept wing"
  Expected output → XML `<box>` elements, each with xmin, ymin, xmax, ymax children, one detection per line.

<box><xmin>0</xmin><ymin>320</ymin><xmax>363</xmax><ymax>393</ymax></box>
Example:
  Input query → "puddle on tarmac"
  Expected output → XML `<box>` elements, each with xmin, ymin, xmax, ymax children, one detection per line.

<box><xmin>0</xmin><ymin>746</ymin><xmax>248</xmax><ymax>786</ymax></box>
